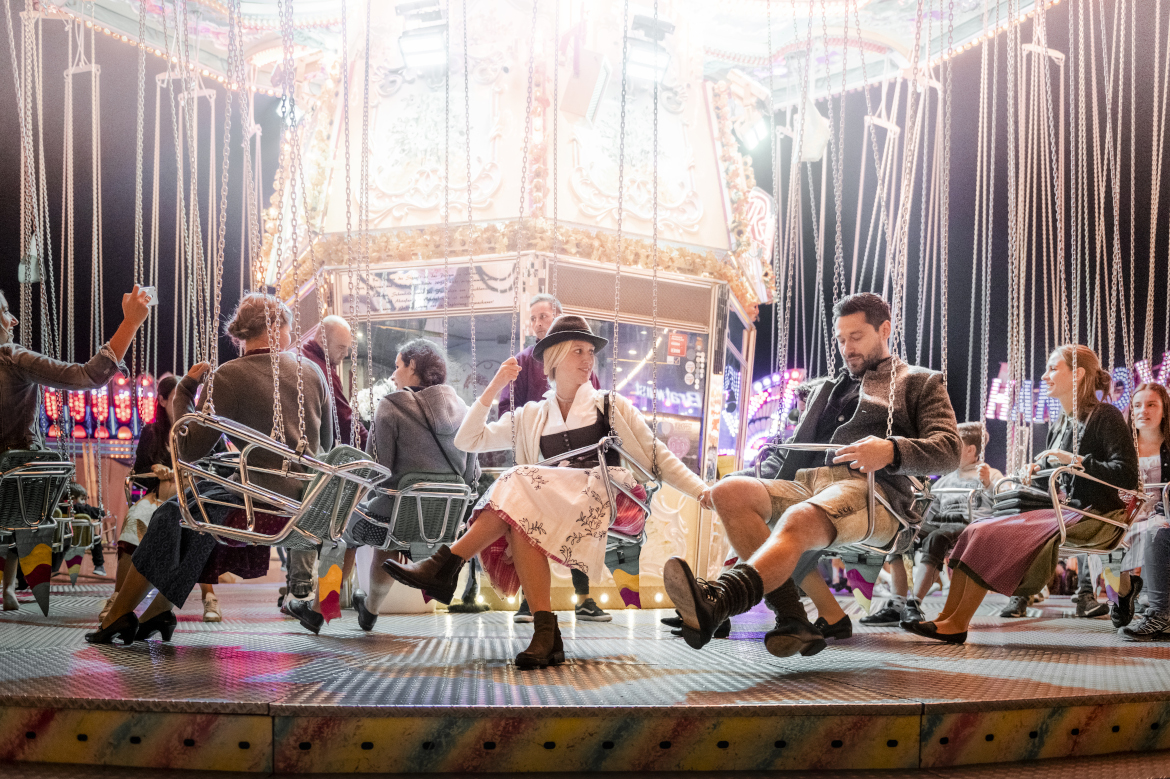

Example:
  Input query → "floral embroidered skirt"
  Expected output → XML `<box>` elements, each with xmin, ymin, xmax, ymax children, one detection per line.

<box><xmin>471</xmin><ymin>464</ymin><xmax>647</xmax><ymax>597</ymax></box>
<box><xmin>119</xmin><ymin>493</ymin><xmax>164</xmax><ymax>547</ymax></box>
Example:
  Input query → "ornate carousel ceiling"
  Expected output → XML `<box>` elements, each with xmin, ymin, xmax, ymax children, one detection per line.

<box><xmin>41</xmin><ymin>0</ymin><xmax>1046</xmax><ymax>99</ymax></box>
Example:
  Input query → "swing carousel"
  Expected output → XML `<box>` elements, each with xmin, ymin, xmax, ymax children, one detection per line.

<box><xmin>5</xmin><ymin>0</ymin><xmax>1170</xmax><ymax>775</ymax></box>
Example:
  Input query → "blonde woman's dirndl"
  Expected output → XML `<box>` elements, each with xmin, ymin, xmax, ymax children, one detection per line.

<box><xmin>473</xmin><ymin>463</ymin><xmax>647</xmax><ymax>597</ymax></box>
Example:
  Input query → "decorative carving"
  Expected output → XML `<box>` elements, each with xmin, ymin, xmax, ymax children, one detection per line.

<box><xmin>568</xmin><ymin>86</ymin><xmax>705</xmax><ymax>235</ymax></box>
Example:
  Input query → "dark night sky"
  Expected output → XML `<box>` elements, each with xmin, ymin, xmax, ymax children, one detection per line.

<box><xmin>0</xmin><ymin>11</ymin><xmax>282</xmax><ymax>372</ymax></box>
<box><xmin>2</xmin><ymin>3</ymin><xmax>1168</xmax><ymax>472</ymax></box>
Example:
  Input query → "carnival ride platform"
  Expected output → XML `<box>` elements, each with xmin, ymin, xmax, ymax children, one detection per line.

<box><xmin>1</xmin><ymin>583</ymin><xmax>1169</xmax><ymax>775</ymax></box>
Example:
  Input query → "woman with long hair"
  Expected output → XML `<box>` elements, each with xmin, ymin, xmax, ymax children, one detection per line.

<box><xmin>902</xmin><ymin>345</ymin><xmax>1139</xmax><ymax>644</ymax></box>
<box><xmin>1111</xmin><ymin>382</ymin><xmax>1170</xmax><ymax>632</ymax></box>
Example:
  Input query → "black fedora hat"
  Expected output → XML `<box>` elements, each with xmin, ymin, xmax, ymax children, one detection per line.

<box><xmin>533</xmin><ymin>315</ymin><xmax>609</xmax><ymax>361</ymax></box>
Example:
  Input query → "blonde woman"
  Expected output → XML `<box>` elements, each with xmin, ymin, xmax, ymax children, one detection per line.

<box><xmin>384</xmin><ymin>315</ymin><xmax>711</xmax><ymax>668</ymax></box>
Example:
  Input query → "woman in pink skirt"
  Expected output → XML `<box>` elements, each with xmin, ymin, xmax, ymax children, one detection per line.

<box><xmin>902</xmin><ymin>345</ymin><xmax>1139</xmax><ymax>644</ymax></box>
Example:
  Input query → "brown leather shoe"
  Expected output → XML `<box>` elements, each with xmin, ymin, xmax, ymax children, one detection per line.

<box><xmin>380</xmin><ymin>544</ymin><xmax>465</xmax><ymax>605</ymax></box>
<box><xmin>516</xmin><ymin>611</ymin><xmax>565</xmax><ymax>669</ymax></box>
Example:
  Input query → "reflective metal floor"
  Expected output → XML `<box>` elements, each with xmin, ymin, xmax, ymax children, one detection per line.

<box><xmin>2</xmin><ymin>582</ymin><xmax>1169</xmax><ymax>773</ymax></box>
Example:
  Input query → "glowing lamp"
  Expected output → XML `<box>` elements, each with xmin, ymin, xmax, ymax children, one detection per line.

<box><xmin>47</xmin><ymin>424</ymin><xmax>61</xmax><ymax>438</ymax></box>
<box><xmin>116</xmin><ymin>425</ymin><xmax>133</xmax><ymax>440</ymax></box>
<box><xmin>71</xmin><ymin>424</ymin><xmax>87</xmax><ymax>439</ymax></box>
<box><xmin>44</xmin><ymin>391</ymin><xmax>62</xmax><ymax>420</ymax></box>
<box><xmin>137</xmin><ymin>375</ymin><xmax>157</xmax><ymax>424</ymax></box>
<box><xmin>398</xmin><ymin>24</ymin><xmax>448</xmax><ymax>71</ymax></box>
<box><xmin>92</xmin><ymin>385</ymin><xmax>109</xmax><ymax>423</ymax></box>
<box><xmin>67</xmin><ymin>390</ymin><xmax>87</xmax><ymax>422</ymax></box>
<box><xmin>114</xmin><ymin>375</ymin><xmax>134</xmax><ymax>424</ymax></box>
<box><xmin>95</xmin><ymin>426</ymin><xmax>110</xmax><ymax>439</ymax></box>
<box><xmin>625</xmin><ymin>36</ymin><xmax>670</xmax><ymax>83</ymax></box>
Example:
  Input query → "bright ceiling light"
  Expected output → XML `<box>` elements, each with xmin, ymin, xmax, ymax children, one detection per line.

<box><xmin>399</xmin><ymin>24</ymin><xmax>448</xmax><ymax>71</ymax></box>
<box><xmin>626</xmin><ymin>36</ymin><xmax>670</xmax><ymax>83</ymax></box>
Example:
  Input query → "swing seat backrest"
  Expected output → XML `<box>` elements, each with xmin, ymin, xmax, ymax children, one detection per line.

<box><xmin>286</xmin><ymin>444</ymin><xmax>382</xmax><ymax>551</ymax></box>
<box><xmin>348</xmin><ymin>472</ymin><xmax>475</xmax><ymax>554</ymax></box>
<box><xmin>0</xmin><ymin>450</ymin><xmax>75</xmax><ymax>531</ymax></box>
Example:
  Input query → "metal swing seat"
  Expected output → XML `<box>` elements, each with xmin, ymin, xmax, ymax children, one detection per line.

<box><xmin>347</xmin><ymin>473</ymin><xmax>478</xmax><ymax>556</ymax></box>
<box><xmin>995</xmin><ymin>457</ymin><xmax>1159</xmax><ymax>558</ymax></box>
<box><xmin>0</xmin><ymin>450</ymin><xmax>76</xmax><ymax>534</ymax></box>
<box><xmin>754</xmin><ymin>442</ymin><xmax>931</xmax><ymax>558</ymax></box>
<box><xmin>170</xmin><ymin>413</ymin><xmax>390</xmax><ymax>550</ymax></box>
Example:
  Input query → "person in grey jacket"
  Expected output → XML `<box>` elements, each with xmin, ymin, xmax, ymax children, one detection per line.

<box><xmin>664</xmin><ymin>293</ymin><xmax>961</xmax><ymax>657</ymax></box>
<box><xmin>345</xmin><ymin>339</ymin><xmax>478</xmax><ymax>631</ymax></box>
<box><xmin>1</xmin><ymin>285</ymin><xmax>151</xmax><ymax>609</ymax></box>
<box><xmin>0</xmin><ymin>285</ymin><xmax>152</xmax><ymax>452</ymax></box>
<box><xmin>86</xmin><ymin>293</ymin><xmax>333</xmax><ymax>645</ymax></box>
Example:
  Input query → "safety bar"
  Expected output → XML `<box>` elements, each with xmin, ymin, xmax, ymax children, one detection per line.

<box><xmin>535</xmin><ymin>435</ymin><xmax>662</xmax><ymax>546</ymax></box>
<box><xmin>753</xmin><ymin>442</ymin><xmax>920</xmax><ymax>556</ymax></box>
<box><xmin>170</xmin><ymin>412</ymin><xmax>393</xmax><ymax>546</ymax></box>
<box><xmin>353</xmin><ymin>481</ymin><xmax>478</xmax><ymax>552</ymax></box>
<box><xmin>1041</xmin><ymin>465</ymin><xmax>1155</xmax><ymax>554</ymax></box>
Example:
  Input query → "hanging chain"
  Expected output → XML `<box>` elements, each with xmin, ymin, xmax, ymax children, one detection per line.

<box><xmin>612</xmin><ymin>0</ymin><xmax>630</xmax><ymax>430</ymax></box>
<box><xmin>463</xmin><ymin>0</ymin><xmax>476</xmax><ymax>396</ymax></box>
<box><xmin>551</xmin><ymin>0</ymin><xmax>560</xmax><ymax>297</ymax></box>
<box><xmin>940</xmin><ymin>0</ymin><xmax>952</xmax><ymax>381</ymax></box>
<box><xmin>341</xmin><ymin>0</ymin><xmax>359</xmax><ymax>444</ymax></box>
<box><xmin>649</xmin><ymin>0</ymin><xmax>659</xmax><ymax>478</ymax></box>
<box><xmin>361</xmin><ymin>0</ymin><xmax>376</xmax><ymax>458</ymax></box>
<box><xmin>507</xmin><ymin>0</ymin><xmax>538</xmax><ymax>462</ymax></box>
<box><xmin>204</xmin><ymin>0</ymin><xmax>242</xmax><ymax>413</ymax></box>
<box><xmin>441</xmin><ymin>0</ymin><xmax>451</xmax><ymax>349</ymax></box>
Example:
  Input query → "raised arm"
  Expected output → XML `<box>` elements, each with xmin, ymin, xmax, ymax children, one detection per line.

<box><xmin>172</xmin><ymin>362</ymin><xmax>220</xmax><ymax>462</ymax></box>
<box><xmin>453</xmin><ymin>357</ymin><xmax>526</xmax><ymax>453</ymax></box>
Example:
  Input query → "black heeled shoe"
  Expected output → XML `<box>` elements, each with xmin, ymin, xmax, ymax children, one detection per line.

<box><xmin>353</xmin><ymin>589</ymin><xmax>377</xmax><ymax>632</ymax></box>
<box><xmin>135</xmin><ymin>610</ymin><xmax>177</xmax><ymax>642</ymax></box>
<box><xmin>85</xmin><ymin>612</ymin><xmax>139</xmax><ymax>646</ymax></box>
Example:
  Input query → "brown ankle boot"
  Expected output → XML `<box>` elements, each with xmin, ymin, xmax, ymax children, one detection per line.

<box><xmin>515</xmin><ymin>611</ymin><xmax>565</xmax><ymax>669</ymax></box>
<box><xmin>380</xmin><ymin>544</ymin><xmax>465</xmax><ymax>605</ymax></box>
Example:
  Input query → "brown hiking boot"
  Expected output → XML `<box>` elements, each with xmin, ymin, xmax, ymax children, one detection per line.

<box><xmin>516</xmin><ymin>611</ymin><xmax>565</xmax><ymax>669</ymax></box>
<box><xmin>380</xmin><ymin>544</ymin><xmax>466</xmax><ymax>605</ymax></box>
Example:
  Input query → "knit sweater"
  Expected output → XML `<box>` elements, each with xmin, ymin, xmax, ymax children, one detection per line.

<box><xmin>174</xmin><ymin>351</ymin><xmax>334</xmax><ymax>499</ymax></box>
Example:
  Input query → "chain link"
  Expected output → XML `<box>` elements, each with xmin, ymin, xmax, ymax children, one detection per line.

<box><xmin>341</xmin><ymin>0</ymin><xmax>359</xmax><ymax>444</ymax></box>
<box><xmin>649</xmin><ymin>0</ymin><xmax>659</xmax><ymax>478</ymax></box>
<box><xmin>509</xmin><ymin>0</ymin><xmax>539</xmax><ymax>462</ymax></box>
<box><xmin>463</xmin><ymin>0</ymin><xmax>476</xmax><ymax>396</ymax></box>
<box><xmin>361</xmin><ymin>0</ymin><xmax>376</xmax><ymax>458</ymax></box>
<box><xmin>612</xmin><ymin>0</ymin><xmax>630</xmax><ymax>431</ymax></box>
<box><xmin>442</xmin><ymin>0</ymin><xmax>451</xmax><ymax>349</ymax></box>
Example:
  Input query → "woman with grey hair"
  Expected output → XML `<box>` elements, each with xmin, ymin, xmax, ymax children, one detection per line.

<box><xmin>85</xmin><ymin>293</ymin><xmax>334</xmax><ymax>644</ymax></box>
<box><xmin>343</xmin><ymin>338</ymin><xmax>478</xmax><ymax>631</ymax></box>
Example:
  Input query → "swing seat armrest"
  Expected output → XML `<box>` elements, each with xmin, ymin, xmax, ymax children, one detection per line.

<box><xmin>752</xmin><ymin>442</ymin><xmax>838</xmax><ymax>479</ymax></box>
<box><xmin>1045</xmin><ymin>465</ymin><xmax>1151</xmax><ymax>548</ymax></box>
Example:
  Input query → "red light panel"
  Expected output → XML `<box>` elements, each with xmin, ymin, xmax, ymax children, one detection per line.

<box><xmin>92</xmin><ymin>385</ymin><xmax>110</xmax><ymax>422</ymax></box>
<box><xmin>114</xmin><ymin>383</ymin><xmax>133</xmax><ymax>423</ymax></box>
<box><xmin>137</xmin><ymin>375</ymin><xmax>157</xmax><ymax>423</ymax></box>
<box><xmin>44</xmin><ymin>391</ymin><xmax>62</xmax><ymax>420</ymax></box>
<box><xmin>67</xmin><ymin>391</ymin><xmax>87</xmax><ymax>421</ymax></box>
<box><xmin>71</xmin><ymin>424</ymin><xmax>87</xmax><ymax>439</ymax></box>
